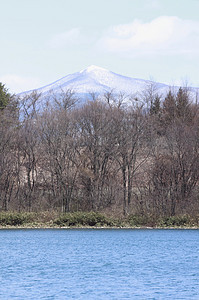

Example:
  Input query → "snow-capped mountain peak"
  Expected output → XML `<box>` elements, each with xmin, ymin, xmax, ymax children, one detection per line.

<box><xmin>18</xmin><ymin>66</ymin><xmax>199</xmax><ymax>104</ymax></box>
<box><xmin>80</xmin><ymin>65</ymin><xmax>109</xmax><ymax>74</ymax></box>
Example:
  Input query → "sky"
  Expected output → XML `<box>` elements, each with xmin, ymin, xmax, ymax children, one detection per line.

<box><xmin>1</xmin><ymin>0</ymin><xmax>199</xmax><ymax>93</ymax></box>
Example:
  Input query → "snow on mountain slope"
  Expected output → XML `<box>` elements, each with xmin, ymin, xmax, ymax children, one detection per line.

<box><xmin>18</xmin><ymin>65</ymin><xmax>198</xmax><ymax>103</ymax></box>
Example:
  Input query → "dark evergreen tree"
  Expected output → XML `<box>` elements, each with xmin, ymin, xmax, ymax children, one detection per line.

<box><xmin>150</xmin><ymin>95</ymin><xmax>161</xmax><ymax>115</ymax></box>
<box><xmin>0</xmin><ymin>83</ymin><xmax>11</xmax><ymax>110</ymax></box>
<box><xmin>163</xmin><ymin>91</ymin><xmax>176</xmax><ymax>117</ymax></box>
<box><xmin>176</xmin><ymin>87</ymin><xmax>192</xmax><ymax>123</ymax></box>
<box><xmin>162</xmin><ymin>90</ymin><xmax>176</xmax><ymax>127</ymax></box>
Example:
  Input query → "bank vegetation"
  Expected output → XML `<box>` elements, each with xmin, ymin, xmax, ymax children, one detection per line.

<box><xmin>1</xmin><ymin>83</ymin><xmax>199</xmax><ymax>225</ymax></box>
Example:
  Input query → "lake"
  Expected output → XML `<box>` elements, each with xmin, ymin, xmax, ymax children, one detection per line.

<box><xmin>0</xmin><ymin>229</ymin><xmax>199</xmax><ymax>299</ymax></box>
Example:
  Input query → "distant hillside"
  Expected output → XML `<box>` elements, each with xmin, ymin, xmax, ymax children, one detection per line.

<box><xmin>18</xmin><ymin>65</ymin><xmax>199</xmax><ymax>106</ymax></box>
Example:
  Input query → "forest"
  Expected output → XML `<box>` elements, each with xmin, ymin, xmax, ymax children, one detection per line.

<box><xmin>0</xmin><ymin>82</ymin><xmax>199</xmax><ymax>222</ymax></box>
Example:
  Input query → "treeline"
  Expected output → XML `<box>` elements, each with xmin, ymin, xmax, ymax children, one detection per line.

<box><xmin>0</xmin><ymin>84</ymin><xmax>199</xmax><ymax>218</ymax></box>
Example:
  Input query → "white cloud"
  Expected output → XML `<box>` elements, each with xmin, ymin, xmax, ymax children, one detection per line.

<box><xmin>49</xmin><ymin>28</ymin><xmax>81</xmax><ymax>49</ymax></box>
<box><xmin>97</xmin><ymin>16</ymin><xmax>199</xmax><ymax>56</ymax></box>
<box><xmin>0</xmin><ymin>74</ymin><xmax>40</xmax><ymax>94</ymax></box>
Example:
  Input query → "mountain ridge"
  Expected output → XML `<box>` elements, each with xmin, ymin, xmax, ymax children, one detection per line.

<box><xmin>18</xmin><ymin>65</ymin><xmax>198</xmax><ymax>103</ymax></box>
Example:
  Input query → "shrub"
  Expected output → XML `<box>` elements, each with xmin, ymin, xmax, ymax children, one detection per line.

<box><xmin>54</xmin><ymin>212</ymin><xmax>114</xmax><ymax>227</ymax></box>
<box><xmin>0</xmin><ymin>212</ymin><xmax>32</xmax><ymax>226</ymax></box>
<box><xmin>159</xmin><ymin>215</ymin><xmax>190</xmax><ymax>227</ymax></box>
<box><xmin>128</xmin><ymin>215</ymin><xmax>150</xmax><ymax>227</ymax></box>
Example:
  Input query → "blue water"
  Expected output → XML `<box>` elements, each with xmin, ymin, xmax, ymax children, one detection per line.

<box><xmin>0</xmin><ymin>229</ymin><xmax>199</xmax><ymax>299</ymax></box>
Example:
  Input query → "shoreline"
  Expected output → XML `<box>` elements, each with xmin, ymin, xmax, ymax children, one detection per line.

<box><xmin>0</xmin><ymin>224</ymin><xmax>199</xmax><ymax>230</ymax></box>
<box><xmin>0</xmin><ymin>212</ymin><xmax>198</xmax><ymax>229</ymax></box>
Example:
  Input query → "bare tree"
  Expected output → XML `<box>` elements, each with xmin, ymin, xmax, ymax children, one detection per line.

<box><xmin>0</xmin><ymin>96</ymin><xmax>19</xmax><ymax>210</ymax></box>
<box><xmin>148</xmin><ymin>118</ymin><xmax>199</xmax><ymax>216</ymax></box>
<box><xmin>75</xmin><ymin>100</ymin><xmax>119</xmax><ymax>210</ymax></box>
<box><xmin>19</xmin><ymin>91</ymin><xmax>42</xmax><ymax>121</ymax></box>
<box><xmin>113</xmin><ymin>106</ymin><xmax>151</xmax><ymax>215</ymax></box>
<box><xmin>38</xmin><ymin>107</ymin><xmax>81</xmax><ymax>212</ymax></box>
<box><xmin>51</xmin><ymin>89</ymin><xmax>79</xmax><ymax>111</ymax></box>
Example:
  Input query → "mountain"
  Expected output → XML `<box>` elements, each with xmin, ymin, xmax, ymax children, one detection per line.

<box><xmin>18</xmin><ymin>65</ymin><xmax>198</xmax><ymax>104</ymax></box>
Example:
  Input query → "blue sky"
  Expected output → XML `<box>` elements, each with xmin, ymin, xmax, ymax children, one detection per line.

<box><xmin>1</xmin><ymin>0</ymin><xmax>199</xmax><ymax>93</ymax></box>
